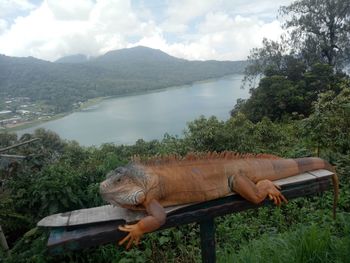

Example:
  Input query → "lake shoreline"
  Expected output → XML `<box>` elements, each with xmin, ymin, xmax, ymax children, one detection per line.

<box><xmin>5</xmin><ymin>74</ymin><xmax>242</xmax><ymax>133</ymax></box>
<box><xmin>14</xmin><ymin>73</ymin><xmax>248</xmax><ymax>146</ymax></box>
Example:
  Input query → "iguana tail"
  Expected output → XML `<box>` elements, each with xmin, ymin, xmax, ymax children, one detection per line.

<box><xmin>324</xmin><ymin>162</ymin><xmax>339</xmax><ymax>219</ymax></box>
<box><xmin>295</xmin><ymin>158</ymin><xmax>339</xmax><ymax>219</ymax></box>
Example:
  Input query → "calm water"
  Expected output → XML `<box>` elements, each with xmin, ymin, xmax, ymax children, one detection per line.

<box><xmin>18</xmin><ymin>74</ymin><xmax>249</xmax><ymax>146</ymax></box>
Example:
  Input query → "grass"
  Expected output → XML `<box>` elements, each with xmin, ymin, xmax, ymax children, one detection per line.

<box><xmin>217</xmin><ymin>212</ymin><xmax>350</xmax><ymax>263</ymax></box>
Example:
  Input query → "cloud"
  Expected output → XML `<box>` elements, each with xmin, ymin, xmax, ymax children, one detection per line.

<box><xmin>0</xmin><ymin>0</ymin><xmax>292</xmax><ymax>61</ymax></box>
<box><xmin>161</xmin><ymin>0</ymin><xmax>218</xmax><ymax>33</ymax></box>
<box><xmin>47</xmin><ymin>0</ymin><xmax>94</xmax><ymax>21</ymax></box>
<box><xmin>194</xmin><ymin>12</ymin><xmax>284</xmax><ymax>60</ymax></box>
<box><xmin>0</xmin><ymin>2</ymin><xmax>94</xmax><ymax>59</ymax></box>
<box><xmin>0</xmin><ymin>0</ymin><xmax>144</xmax><ymax>60</ymax></box>
<box><xmin>131</xmin><ymin>0</ymin><xmax>290</xmax><ymax>61</ymax></box>
<box><xmin>221</xmin><ymin>0</ymin><xmax>293</xmax><ymax>17</ymax></box>
<box><xmin>0</xmin><ymin>0</ymin><xmax>35</xmax><ymax>17</ymax></box>
<box><xmin>0</xmin><ymin>19</ymin><xmax>8</xmax><ymax>34</ymax></box>
<box><xmin>133</xmin><ymin>12</ymin><xmax>284</xmax><ymax>61</ymax></box>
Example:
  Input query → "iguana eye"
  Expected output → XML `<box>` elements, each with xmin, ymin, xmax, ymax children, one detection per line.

<box><xmin>113</xmin><ymin>176</ymin><xmax>122</xmax><ymax>183</ymax></box>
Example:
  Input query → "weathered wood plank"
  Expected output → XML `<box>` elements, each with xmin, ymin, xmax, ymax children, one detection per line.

<box><xmin>38</xmin><ymin>205</ymin><xmax>144</xmax><ymax>228</ymax></box>
<box><xmin>308</xmin><ymin>169</ymin><xmax>334</xmax><ymax>179</ymax></box>
<box><xmin>37</xmin><ymin>212</ymin><xmax>69</xmax><ymax>227</ymax></box>
<box><xmin>273</xmin><ymin>172</ymin><xmax>315</xmax><ymax>186</ymax></box>
<box><xmin>67</xmin><ymin>205</ymin><xmax>144</xmax><ymax>226</ymax></box>
<box><xmin>38</xmin><ymin>169</ymin><xmax>329</xmax><ymax>228</ymax></box>
<box><xmin>38</xmin><ymin>204</ymin><xmax>195</xmax><ymax>227</ymax></box>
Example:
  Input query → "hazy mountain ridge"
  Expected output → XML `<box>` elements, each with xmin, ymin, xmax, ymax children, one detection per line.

<box><xmin>0</xmin><ymin>46</ymin><xmax>247</xmax><ymax>113</ymax></box>
<box><xmin>55</xmin><ymin>54</ymin><xmax>89</xmax><ymax>63</ymax></box>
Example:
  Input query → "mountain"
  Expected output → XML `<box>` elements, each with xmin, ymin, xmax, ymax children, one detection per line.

<box><xmin>0</xmin><ymin>46</ymin><xmax>247</xmax><ymax>113</ymax></box>
<box><xmin>94</xmin><ymin>46</ymin><xmax>179</xmax><ymax>63</ymax></box>
<box><xmin>55</xmin><ymin>54</ymin><xmax>88</xmax><ymax>63</ymax></box>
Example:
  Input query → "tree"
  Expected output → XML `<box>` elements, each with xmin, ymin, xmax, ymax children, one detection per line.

<box><xmin>233</xmin><ymin>63</ymin><xmax>348</xmax><ymax>122</ymax></box>
<box><xmin>243</xmin><ymin>38</ymin><xmax>307</xmax><ymax>87</ymax></box>
<box><xmin>244</xmin><ymin>0</ymin><xmax>350</xmax><ymax>86</ymax></box>
<box><xmin>302</xmin><ymin>80</ymin><xmax>350</xmax><ymax>156</ymax></box>
<box><xmin>280</xmin><ymin>0</ymin><xmax>350</xmax><ymax>68</ymax></box>
<box><xmin>236</xmin><ymin>0</ymin><xmax>350</xmax><ymax>122</ymax></box>
<box><xmin>243</xmin><ymin>38</ymin><xmax>288</xmax><ymax>86</ymax></box>
<box><xmin>233</xmin><ymin>76</ymin><xmax>305</xmax><ymax>122</ymax></box>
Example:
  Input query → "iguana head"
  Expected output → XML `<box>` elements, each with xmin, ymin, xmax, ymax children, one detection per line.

<box><xmin>99</xmin><ymin>165</ymin><xmax>147</xmax><ymax>208</ymax></box>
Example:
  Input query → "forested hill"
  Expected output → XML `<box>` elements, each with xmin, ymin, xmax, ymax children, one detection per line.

<box><xmin>0</xmin><ymin>46</ymin><xmax>247</xmax><ymax>112</ymax></box>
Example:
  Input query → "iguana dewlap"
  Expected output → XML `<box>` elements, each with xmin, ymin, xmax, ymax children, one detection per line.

<box><xmin>99</xmin><ymin>152</ymin><xmax>338</xmax><ymax>249</ymax></box>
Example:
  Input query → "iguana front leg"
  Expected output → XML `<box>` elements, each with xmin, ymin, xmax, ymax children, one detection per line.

<box><xmin>118</xmin><ymin>199</ymin><xmax>166</xmax><ymax>249</ymax></box>
<box><xmin>230</xmin><ymin>174</ymin><xmax>288</xmax><ymax>206</ymax></box>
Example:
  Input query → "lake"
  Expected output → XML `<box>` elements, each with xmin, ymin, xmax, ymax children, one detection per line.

<box><xmin>18</xmin><ymin>74</ymin><xmax>250</xmax><ymax>146</ymax></box>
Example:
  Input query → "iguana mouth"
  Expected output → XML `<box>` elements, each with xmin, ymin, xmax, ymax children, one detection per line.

<box><xmin>99</xmin><ymin>181</ymin><xmax>110</xmax><ymax>196</ymax></box>
<box><xmin>99</xmin><ymin>181</ymin><xmax>116</xmax><ymax>203</ymax></box>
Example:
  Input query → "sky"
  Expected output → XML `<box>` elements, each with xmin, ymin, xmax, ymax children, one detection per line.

<box><xmin>0</xmin><ymin>0</ymin><xmax>294</xmax><ymax>62</ymax></box>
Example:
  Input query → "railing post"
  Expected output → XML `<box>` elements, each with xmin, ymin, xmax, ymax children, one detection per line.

<box><xmin>199</xmin><ymin>218</ymin><xmax>216</xmax><ymax>263</ymax></box>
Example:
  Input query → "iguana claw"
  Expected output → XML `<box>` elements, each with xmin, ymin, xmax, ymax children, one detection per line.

<box><xmin>267</xmin><ymin>183</ymin><xmax>288</xmax><ymax>206</ymax></box>
<box><xmin>118</xmin><ymin>223</ymin><xmax>144</xmax><ymax>249</ymax></box>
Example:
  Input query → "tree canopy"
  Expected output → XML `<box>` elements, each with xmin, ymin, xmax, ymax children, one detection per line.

<box><xmin>280</xmin><ymin>0</ymin><xmax>350</xmax><ymax>68</ymax></box>
<box><xmin>235</xmin><ymin>0</ymin><xmax>350</xmax><ymax>123</ymax></box>
<box><xmin>244</xmin><ymin>0</ymin><xmax>350</xmax><ymax>85</ymax></box>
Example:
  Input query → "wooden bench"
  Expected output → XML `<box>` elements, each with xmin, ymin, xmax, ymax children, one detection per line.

<box><xmin>37</xmin><ymin>169</ymin><xmax>335</xmax><ymax>263</ymax></box>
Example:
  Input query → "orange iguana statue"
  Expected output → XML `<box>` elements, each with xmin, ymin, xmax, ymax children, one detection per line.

<box><xmin>99</xmin><ymin>152</ymin><xmax>338</xmax><ymax>249</ymax></box>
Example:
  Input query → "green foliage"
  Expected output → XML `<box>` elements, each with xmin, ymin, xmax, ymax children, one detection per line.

<box><xmin>218</xmin><ymin>215</ymin><xmax>350</xmax><ymax>263</ymax></box>
<box><xmin>158</xmin><ymin>133</ymin><xmax>189</xmax><ymax>156</ymax></box>
<box><xmin>0</xmin><ymin>195</ymin><xmax>30</xmax><ymax>235</ymax></box>
<box><xmin>243</xmin><ymin>39</ymin><xmax>304</xmax><ymax>87</ymax></box>
<box><xmin>235</xmin><ymin>76</ymin><xmax>302</xmax><ymax>122</ymax></box>
<box><xmin>0</xmin><ymin>132</ymin><xmax>17</xmax><ymax>148</ymax></box>
<box><xmin>183</xmin><ymin>114</ymin><xmax>301</xmax><ymax>156</ymax></box>
<box><xmin>302</xmin><ymin>81</ymin><xmax>350</xmax><ymax>155</ymax></box>
<box><xmin>184</xmin><ymin>115</ymin><xmax>228</xmax><ymax>152</ymax></box>
<box><xmin>235</xmin><ymin>63</ymin><xmax>348</xmax><ymax>122</ymax></box>
<box><xmin>252</xmin><ymin>117</ymin><xmax>297</xmax><ymax>155</ymax></box>
<box><xmin>28</xmin><ymin>164</ymin><xmax>85</xmax><ymax>217</ymax></box>
<box><xmin>3</xmin><ymin>228</ymin><xmax>53</xmax><ymax>263</ymax></box>
<box><xmin>239</xmin><ymin>0</ymin><xmax>350</xmax><ymax>123</ymax></box>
